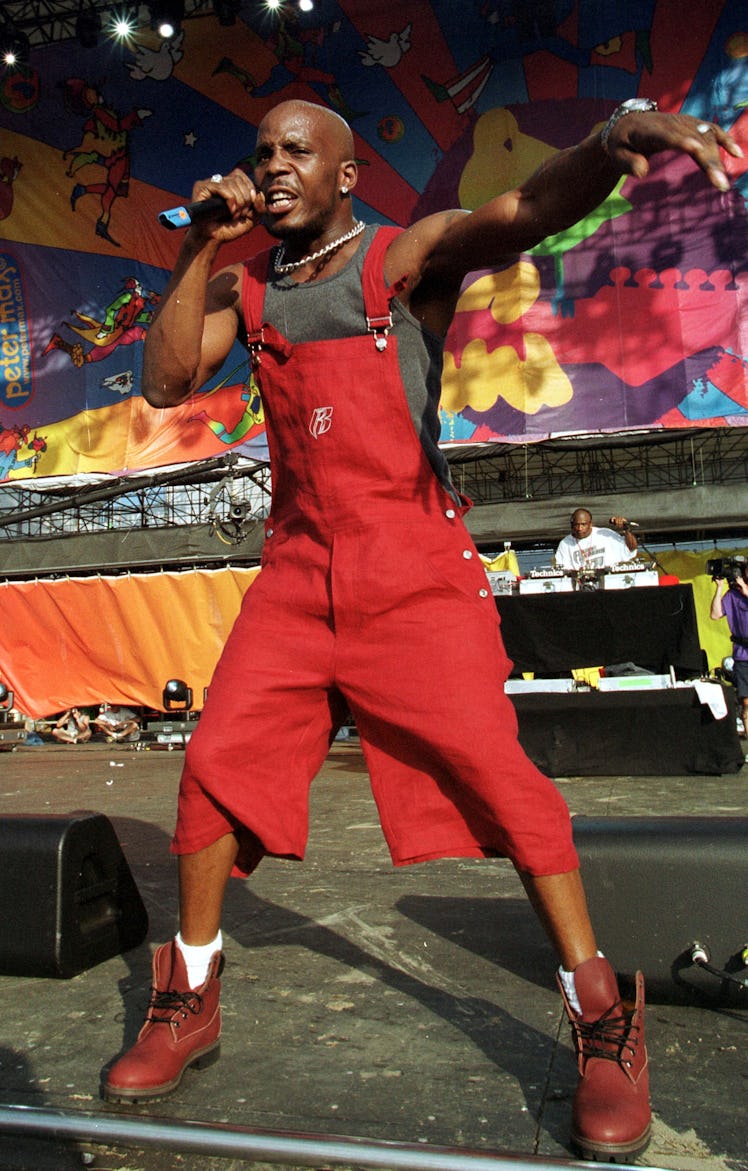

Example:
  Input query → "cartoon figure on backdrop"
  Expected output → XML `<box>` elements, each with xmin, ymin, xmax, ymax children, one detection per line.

<box><xmin>0</xmin><ymin>61</ymin><xmax>40</xmax><ymax>115</ymax></box>
<box><xmin>190</xmin><ymin>369</ymin><xmax>265</xmax><ymax>446</ymax></box>
<box><xmin>421</xmin><ymin>56</ymin><xmax>494</xmax><ymax>116</ymax></box>
<box><xmin>213</xmin><ymin>9</ymin><xmax>359</xmax><ymax>121</ymax></box>
<box><xmin>42</xmin><ymin>279</ymin><xmax>160</xmax><ymax>369</ymax></box>
<box><xmin>421</xmin><ymin>9</ymin><xmax>652</xmax><ymax>118</ymax></box>
<box><xmin>359</xmin><ymin>26</ymin><xmax>411</xmax><ymax>70</ymax></box>
<box><xmin>100</xmin><ymin>370</ymin><xmax>136</xmax><ymax>396</ymax></box>
<box><xmin>0</xmin><ymin>155</ymin><xmax>22</xmax><ymax>220</ymax></box>
<box><xmin>0</xmin><ymin>423</ymin><xmax>47</xmax><ymax>480</ymax></box>
<box><xmin>62</xmin><ymin>78</ymin><xmax>152</xmax><ymax>246</ymax></box>
<box><xmin>127</xmin><ymin>31</ymin><xmax>184</xmax><ymax>82</ymax></box>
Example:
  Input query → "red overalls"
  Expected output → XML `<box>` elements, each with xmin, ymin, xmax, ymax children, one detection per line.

<box><xmin>173</xmin><ymin>228</ymin><xmax>578</xmax><ymax>879</ymax></box>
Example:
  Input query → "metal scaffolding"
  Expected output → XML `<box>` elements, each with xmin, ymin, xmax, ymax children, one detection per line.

<box><xmin>3</xmin><ymin>430</ymin><xmax>748</xmax><ymax>572</ymax></box>
<box><xmin>0</xmin><ymin>454</ymin><xmax>271</xmax><ymax>541</ymax></box>
<box><xmin>445</xmin><ymin>428</ymin><xmax>748</xmax><ymax>510</ymax></box>
<box><xmin>1</xmin><ymin>1</ymin><xmax>213</xmax><ymax>47</ymax></box>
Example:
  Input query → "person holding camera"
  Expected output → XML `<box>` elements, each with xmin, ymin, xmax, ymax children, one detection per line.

<box><xmin>710</xmin><ymin>561</ymin><xmax>748</xmax><ymax>736</ymax></box>
<box><xmin>51</xmin><ymin>708</ymin><xmax>92</xmax><ymax>745</ymax></box>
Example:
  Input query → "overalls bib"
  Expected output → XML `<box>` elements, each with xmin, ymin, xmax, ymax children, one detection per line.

<box><xmin>174</xmin><ymin>228</ymin><xmax>578</xmax><ymax>879</ymax></box>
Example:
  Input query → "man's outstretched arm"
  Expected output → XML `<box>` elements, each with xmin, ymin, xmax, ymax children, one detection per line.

<box><xmin>395</xmin><ymin>108</ymin><xmax>742</xmax><ymax>334</ymax></box>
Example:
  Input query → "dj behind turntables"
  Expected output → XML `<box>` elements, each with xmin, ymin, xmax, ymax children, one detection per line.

<box><xmin>554</xmin><ymin>508</ymin><xmax>639</xmax><ymax>572</ymax></box>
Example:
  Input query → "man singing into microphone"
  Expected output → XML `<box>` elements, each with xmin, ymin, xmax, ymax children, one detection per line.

<box><xmin>554</xmin><ymin>507</ymin><xmax>639</xmax><ymax>572</ymax></box>
<box><xmin>104</xmin><ymin>97</ymin><xmax>740</xmax><ymax>1160</ymax></box>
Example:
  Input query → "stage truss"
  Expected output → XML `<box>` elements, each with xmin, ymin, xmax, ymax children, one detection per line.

<box><xmin>446</xmin><ymin>428</ymin><xmax>748</xmax><ymax>508</ymax></box>
<box><xmin>2</xmin><ymin>429</ymin><xmax>748</xmax><ymax>562</ymax></box>
<box><xmin>2</xmin><ymin>1</ymin><xmax>215</xmax><ymax>47</ymax></box>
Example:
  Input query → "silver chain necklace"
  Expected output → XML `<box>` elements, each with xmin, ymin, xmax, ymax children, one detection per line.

<box><xmin>274</xmin><ymin>220</ymin><xmax>365</xmax><ymax>275</ymax></box>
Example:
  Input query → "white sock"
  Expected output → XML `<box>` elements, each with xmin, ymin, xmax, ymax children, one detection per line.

<box><xmin>559</xmin><ymin>950</ymin><xmax>604</xmax><ymax>1014</ymax></box>
<box><xmin>175</xmin><ymin>930</ymin><xmax>223</xmax><ymax>990</ymax></box>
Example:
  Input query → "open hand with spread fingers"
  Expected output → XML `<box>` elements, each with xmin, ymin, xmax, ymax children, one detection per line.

<box><xmin>600</xmin><ymin>99</ymin><xmax>743</xmax><ymax>191</ymax></box>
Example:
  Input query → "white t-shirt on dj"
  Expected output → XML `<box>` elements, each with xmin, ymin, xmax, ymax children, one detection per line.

<box><xmin>554</xmin><ymin>526</ymin><xmax>636</xmax><ymax>571</ymax></box>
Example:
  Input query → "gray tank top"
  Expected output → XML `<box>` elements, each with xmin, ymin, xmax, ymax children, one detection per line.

<box><xmin>261</xmin><ymin>224</ymin><xmax>456</xmax><ymax>498</ymax></box>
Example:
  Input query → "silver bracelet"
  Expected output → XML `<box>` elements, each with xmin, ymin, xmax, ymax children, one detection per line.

<box><xmin>601</xmin><ymin>98</ymin><xmax>658</xmax><ymax>155</ymax></box>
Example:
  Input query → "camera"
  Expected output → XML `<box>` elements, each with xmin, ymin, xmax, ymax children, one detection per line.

<box><xmin>707</xmin><ymin>556</ymin><xmax>747</xmax><ymax>582</ymax></box>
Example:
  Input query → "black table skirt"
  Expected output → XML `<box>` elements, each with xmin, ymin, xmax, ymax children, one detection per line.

<box><xmin>496</xmin><ymin>585</ymin><xmax>703</xmax><ymax>677</ymax></box>
<box><xmin>508</xmin><ymin>686</ymin><xmax>744</xmax><ymax>776</ymax></box>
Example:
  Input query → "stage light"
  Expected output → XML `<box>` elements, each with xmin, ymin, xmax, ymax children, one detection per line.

<box><xmin>162</xmin><ymin>678</ymin><xmax>193</xmax><ymax>712</ymax></box>
<box><xmin>110</xmin><ymin>8</ymin><xmax>137</xmax><ymax>41</ymax></box>
<box><xmin>298</xmin><ymin>0</ymin><xmax>314</xmax><ymax>10</ymax></box>
<box><xmin>0</xmin><ymin>683</ymin><xmax>13</xmax><ymax>712</ymax></box>
<box><xmin>265</xmin><ymin>0</ymin><xmax>282</xmax><ymax>10</ymax></box>
<box><xmin>215</xmin><ymin>0</ymin><xmax>241</xmax><ymax>26</ymax></box>
<box><xmin>76</xmin><ymin>5</ymin><xmax>102</xmax><ymax>48</ymax></box>
<box><xmin>0</xmin><ymin>18</ymin><xmax>30</xmax><ymax>67</ymax></box>
<box><xmin>148</xmin><ymin>0</ymin><xmax>184</xmax><ymax>39</ymax></box>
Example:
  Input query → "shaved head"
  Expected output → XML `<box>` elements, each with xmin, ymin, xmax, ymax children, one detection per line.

<box><xmin>253</xmin><ymin>98</ymin><xmax>358</xmax><ymax>245</ymax></box>
<box><xmin>257</xmin><ymin>100</ymin><xmax>354</xmax><ymax>162</ymax></box>
<box><xmin>570</xmin><ymin>509</ymin><xmax>593</xmax><ymax>537</ymax></box>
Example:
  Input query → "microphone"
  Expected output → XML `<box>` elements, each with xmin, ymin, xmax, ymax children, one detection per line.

<box><xmin>158</xmin><ymin>195</ymin><xmax>230</xmax><ymax>230</ymax></box>
<box><xmin>610</xmin><ymin>517</ymin><xmax>639</xmax><ymax>530</ymax></box>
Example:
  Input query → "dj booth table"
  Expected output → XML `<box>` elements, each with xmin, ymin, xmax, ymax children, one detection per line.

<box><xmin>509</xmin><ymin>687</ymin><xmax>744</xmax><ymax>776</ymax></box>
<box><xmin>495</xmin><ymin>584</ymin><xmax>703</xmax><ymax>676</ymax></box>
<box><xmin>495</xmin><ymin>586</ymin><xmax>743</xmax><ymax>775</ymax></box>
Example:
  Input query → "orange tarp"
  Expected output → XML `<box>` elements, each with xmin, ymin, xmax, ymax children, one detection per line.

<box><xmin>0</xmin><ymin>566</ymin><xmax>259</xmax><ymax>718</ymax></box>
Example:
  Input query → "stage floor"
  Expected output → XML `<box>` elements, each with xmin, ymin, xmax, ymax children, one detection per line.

<box><xmin>0</xmin><ymin>741</ymin><xmax>746</xmax><ymax>1171</ymax></box>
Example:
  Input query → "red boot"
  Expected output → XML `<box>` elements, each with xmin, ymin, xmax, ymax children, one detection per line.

<box><xmin>104</xmin><ymin>940</ymin><xmax>223</xmax><ymax>1103</ymax></box>
<box><xmin>558</xmin><ymin>955</ymin><xmax>651</xmax><ymax>1161</ymax></box>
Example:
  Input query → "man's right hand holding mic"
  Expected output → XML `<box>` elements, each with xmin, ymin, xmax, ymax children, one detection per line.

<box><xmin>609</xmin><ymin>515</ymin><xmax>639</xmax><ymax>552</ymax></box>
<box><xmin>143</xmin><ymin>169</ymin><xmax>266</xmax><ymax>409</ymax></box>
<box><xmin>159</xmin><ymin>169</ymin><xmax>266</xmax><ymax>241</ymax></box>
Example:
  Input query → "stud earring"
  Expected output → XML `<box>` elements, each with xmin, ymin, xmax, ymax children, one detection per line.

<box><xmin>341</xmin><ymin>185</ymin><xmax>349</xmax><ymax>195</ymax></box>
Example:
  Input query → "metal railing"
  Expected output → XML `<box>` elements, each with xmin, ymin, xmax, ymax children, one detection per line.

<box><xmin>0</xmin><ymin>1104</ymin><xmax>659</xmax><ymax>1171</ymax></box>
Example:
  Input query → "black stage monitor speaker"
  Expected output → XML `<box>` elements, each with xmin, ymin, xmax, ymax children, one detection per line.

<box><xmin>573</xmin><ymin>815</ymin><xmax>748</xmax><ymax>1004</ymax></box>
<box><xmin>0</xmin><ymin>812</ymin><xmax>149</xmax><ymax>978</ymax></box>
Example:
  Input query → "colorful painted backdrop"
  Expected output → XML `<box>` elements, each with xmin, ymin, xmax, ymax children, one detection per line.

<box><xmin>1</xmin><ymin>0</ymin><xmax>747</xmax><ymax>486</ymax></box>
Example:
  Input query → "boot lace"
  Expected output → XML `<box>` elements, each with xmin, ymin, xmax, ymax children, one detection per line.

<box><xmin>576</xmin><ymin>1000</ymin><xmax>640</xmax><ymax>1066</ymax></box>
<box><xmin>146</xmin><ymin>987</ymin><xmax>204</xmax><ymax>1024</ymax></box>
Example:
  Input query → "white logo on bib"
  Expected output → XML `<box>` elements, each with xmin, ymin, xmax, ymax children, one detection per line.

<box><xmin>309</xmin><ymin>406</ymin><xmax>333</xmax><ymax>438</ymax></box>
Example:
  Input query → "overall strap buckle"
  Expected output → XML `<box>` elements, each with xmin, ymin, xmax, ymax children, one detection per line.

<box><xmin>246</xmin><ymin>327</ymin><xmax>265</xmax><ymax>369</ymax></box>
<box><xmin>366</xmin><ymin>313</ymin><xmax>393</xmax><ymax>352</ymax></box>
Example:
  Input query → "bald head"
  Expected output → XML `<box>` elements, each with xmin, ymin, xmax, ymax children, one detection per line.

<box><xmin>570</xmin><ymin>509</ymin><xmax>593</xmax><ymax>539</ymax></box>
<box><xmin>257</xmin><ymin>100</ymin><xmax>354</xmax><ymax>163</ymax></box>
<box><xmin>253</xmin><ymin>99</ymin><xmax>358</xmax><ymax>243</ymax></box>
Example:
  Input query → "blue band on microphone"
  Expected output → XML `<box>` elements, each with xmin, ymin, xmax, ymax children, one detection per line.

<box><xmin>158</xmin><ymin>205</ymin><xmax>193</xmax><ymax>230</ymax></box>
<box><xmin>158</xmin><ymin>195</ymin><xmax>230</xmax><ymax>230</ymax></box>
